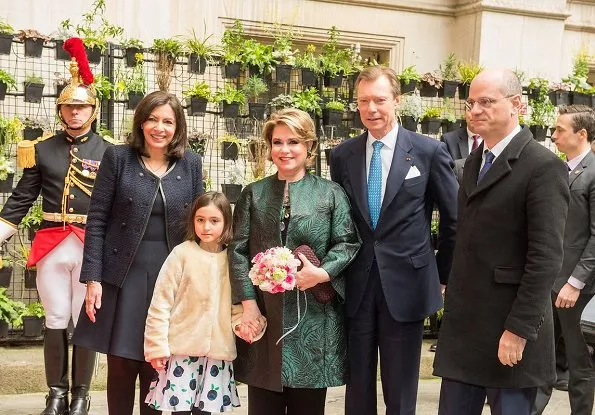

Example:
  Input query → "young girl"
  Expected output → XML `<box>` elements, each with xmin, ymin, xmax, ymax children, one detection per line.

<box><xmin>144</xmin><ymin>191</ymin><xmax>246</xmax><ymax>414</ymax></box>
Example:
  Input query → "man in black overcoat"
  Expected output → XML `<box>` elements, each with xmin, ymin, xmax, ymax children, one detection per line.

<box><xmin>434</xmin><ymin>68</ymin><xmax>570</xmax><ymax>415</ymax></box>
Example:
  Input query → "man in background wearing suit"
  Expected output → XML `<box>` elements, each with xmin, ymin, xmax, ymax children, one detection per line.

<box><xmin>434</xmin><ymin>69</ymin><xmax>570</xmax><ymax>415</ymax></box>
<box><xmin>533</xmin><ymin>105</ymin><xmax>595</xmax><ymax>415</ymax></box>
<box><xmin>441</xmin><ymin>110</ymin><xmax>479</xmax><ymax>183</ymax></box>
<box><xmin>329</xmin><ymin>66</ymin><xmax>458</xmax><ymax>415</ymax></box>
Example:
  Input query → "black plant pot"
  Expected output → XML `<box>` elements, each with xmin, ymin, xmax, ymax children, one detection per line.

<box><xmin>24</xmin><ymin>269</ymin><xmax>37</xmax><ymax>289</ymax></box>
<box><xmin>23</xmin><ymin>127</ymin><xmax>43</xmax><ymax>141</ymax></box>
<box><xmin>55</xmin><ymin>83</ymin><xmax>67</xmax><ymax>98</ymax></box>
<box><xmin>127</xmin><ymin>92</ymin><xmax>145</xmax><ymax>110</ymax></box>
<box><xmin>28</xmin><ymin>227</ymin><xmax>36</xmax><ymax>241</ymax></box>
<box><xmin>548</xmin><ymin>91</ymin><xmax>569</xmax><ymax>107</ymax></box>
<box><xmin>400</xmin><ymin>116</ymin><xmax>418</xmax><ymax>132</ymax></box>
<box><xmin>322</xmin><ymin>109</ymin><xmax>344</xmax><ymax>126</ymax></box>
<box><xmin>22</xmin><ymin>316</ymin><xmax>44</xmax><ymax>337</ymax></box>
<box><xmin>187</xmin><ymin>54</ymin><xmax>207</xmax><ymax>74</ymax></box>
<box><xmin>323</xmin><ymin>73</ymin><xmax>343</xmax><ymax>89</ymax></box>
<box><xmin>0</xmin><ymin>174</ymin><xmax>14</xmax><ymax>193</ymax></box>
<box><xmin>0</xmin><ymin>82</ymin><xmax>7</xmax><ymax>100</ymax></box>
<box><xmin>0</xmin><ymin>33</ymin><xmax>13</xmax><ymax>55</ymax></box>
<box><xmin>300</xmin><ymin>68</ymin><xmax>318</xmax><ymax>87</ymax></box>
<box><xmin>124</xmin><ymin>47</ymin><xmax>142</xmax><ymax>67</ymax></box>
<box><xmin>187</xmin><ymin>97</ymin><xmax>208</xmax><ymax>116</ymax></box>
<box><xmin>86</xmin><ymin>47</ymin><xmax>102</xmax><ymax>64</ymax></box>
<box><xmin>54</xmin><ymin>40</ymin><xmax>70</xmax><ymax>60</ymax></box>
<box><xmin>442</xmin><ymin>119</ymin><xmax>463</xmax><ymax>132</ymax></box>
<box><xmin>248</xmin><ymin>65</ymin><xmax>266</xmax><ymax>80</ymax></box>
<box><xmin>248</xmin><ymin>103</ymin><xmax>267</xmax><ymax>120</ymax></box>
<box><xmin>221</xmin><ymin>103</ymin><xmax>240</xmax><ymax>118</ymax></box>
<box><xmin>400</xmin><ymin>80</ymin><xmax>417</xmax><ymax>94</ymax></box>
<box><xmin>222</xmin><ymin>63</ymin><xmax>241</xmax><ymax>79</ymax></box>
<box><xmin>420</xmin><ymin>118</ymin><xmax>442</xmax><ymax>135</ymax></box>
<box><xmin>0</xmin><ymin>320</ymin><xmax>8</xmax><ymax>338</ymax></box>
<box><xmin>220</xmin><ymin>141</ymin><xmax>239</xmax><ymax>160</ymax></box>
<box><xmin>24</xmin><ymin>38</ymin><xmax>44</xmax><ymax>58</ymax></box>
<box><xmin>352</xmin><ymin>111</ymin><xmax>365</xmax><ymax>129</ymax></box>
<box><xmin>221</xmin><ymin>183</ymin><xmax>243</xmax><ymax>204</ymax></box>
<box><xmin>530</xmin><ymin>125</ymin><xmax>548</xmax><ymax>142</ymax></box>
<box><xmin>24</xmin><ymin>82</ymin><xmax>45</xmax><ymax>103</ymax></box>
<box><xmin>458</xmin><ymin>83</ymin><xmax>471</xmax><ymax>100</ymax></box>
<box><xmin>348</xmin><ymin>72</ymin><xmax>360</xmax><ymax>92</ymax></box>
<box><xmin>274</xmin><ymin>64</ymin><xmax>292</xmax><ymax>83</ymax></box>
<box><xmin>439</xmin><ymin>80</ymin><xmax>458</xmax><ymax>98</ymax></box>
<box><xmin>419</xmin><ymin>81</ymin><xmax>438</xmax><ymax>98</ymax></box>
<box><xmin>570</xmin><ymin>91</ymin><xmax>590</xmax><ymax>106</ymax></box>
<box><xmin>527</xmin><ymin>88</ymin><xmax>540</xmax><ymax>101</ymax></box>
<box><xmin>0</xmin><ymin>267</ymin><xmax>12</xmax><ymax>287</ymax></box>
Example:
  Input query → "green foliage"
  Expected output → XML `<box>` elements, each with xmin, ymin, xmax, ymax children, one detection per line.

<box><xmin>221</xmin><ymin>20</ymin><xmax>246</xmax><ymax>65</ymax></box>
<box><xmin>120</xmin><ymin>38</ymin><xmax>144</xmax><ymax>49</ymax></box>
<box><xmin>421</xmin><ymin>106</ymin><xmax>442</xmax><ymax>120</ymax></box>
<box><xmin>0</xmin><ymin>288</ymin><xmax>25</xmax><ymax>325</ymax></box>
<box><xmin>242</xmin><ymin>76</ymin><xmax>268</xmax><ymax>101</ymax></box>
<box><xmin>0</xmin><ymin>70</ymin><xmax>16</xmax><ymax>91</ymax></box>
<box><xmin>152</xmin><ymin>37</ymin><xmax>184</xmax><ymax>60</ymax></box>
<box><xmin>0</xmin><ymin>20</ymin><xmax>14</xmax><ymax>35</ymax></box>
<box><xmin>241</xmin><ymin>39</ymin><xmax>275</xmax><ymax>74</ymax></box>
<box><xmin>268</xmin><ymin>94</ymin><xmax>294</xmax><ymax>110</ymax></box>
<box><xmin>397</xmin><ymin>65</ymin><xmax>421</xmax><ymax>85</ymax></box>
<box><xmin>398</xmin><ymin>94</ymin><xmax>423</xmax><ymax>119</ymax></box>
<box><xmin>325</xmin><ymin>100</ymin><xmax>346</xmax><ymax>111</ymax></box>
<box><xmin>213</xmin><ymin>84</ymin><xmax>246</xmax><ymax>105</ymax></box>
<box><xmin>60</xmin><ymin>0</ymin><xmax>124</xmax><ymax>51</ymax></box>
<box><xmin>93</xmin><ymin>74</ymin><xmax>114</xmax><ymax>101</ymax></box>
<box><xmin>563</xmin><ymin>49</ymin><xmax>593</xmax><ymax>93</ymax></box>
<box><xmin>296</xmin><ymin>44</ymin><xmax>321</xmax><ymax>73</ymax></box>
<box><xmin>21</xmin><ymin>301</ymin><xmax>44</xmax><ymax>318</ymax></box>
<box><xmin>0</xmin><ymin>156</ymin><xmax>14</xmax><ymax>181</ymax></box>
<box><xmin>292</xmin><ymin>87</ymin><xmax>322</xmax><ymax>116</ymax></box>
<box><xmin>0</xmin><ymin>116</ymin><xmax>23</xmax><ymax>150</ymax></box>
<box><xmin>439</xmin><ymin>53</ymin><xmax>458</xmax><ymax>81</ymax></box>
<box><xmin>270</xmin><ymin>23</ymin><xmax>299</xmax><ymax>66</ymax></box>
<box><xmin>185</xmin><ymin>28</ymin><xmax>219</xmax><ymax>60</ymax></box>
<box><xmin>458</xmin><ymin>60</ymin><xmax>483</xmax><ymax>85</ymax></box>
<box><xmin>319</xmin><ymin>26</ymin><xmax>353</xmax><ymax>76</ymax></box>
<box><xmin>183</xmin><ymin>81</ymin><xmax>212</xmax><ymax>100</ymax></box>
<box><xmin>527</xmin><ymin>77</ymin><xmax>550</xmax><ymax>101</ymax></box>
<box><xmin>24</xmin><ymin>73</ymin><xmax>43</xmax><ymax>85</ymax></box>
<box><xmin>529</xmin><ymin>100</ymin><xmax>556</xmax><ymax>127</ymax></box>
<box><xmin>20</xmin><ymin>203</ymin><xmax>42</xmax><ymax>231</ymax></box>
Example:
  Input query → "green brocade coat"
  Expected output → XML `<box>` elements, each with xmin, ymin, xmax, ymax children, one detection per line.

<box><xmin>228</xmin><ymin>173</ymin><xmax>361</xmax><ymax>392</ymax></box>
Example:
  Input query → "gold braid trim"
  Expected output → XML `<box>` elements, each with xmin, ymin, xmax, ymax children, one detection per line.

<box><xmin>16</xmin><ymin>140</ymin><xmax>36</xmax><ymax>168</ymax></box>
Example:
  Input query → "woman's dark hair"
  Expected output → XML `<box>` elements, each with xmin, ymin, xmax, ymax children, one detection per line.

<box><xmin>185</xmin><ymin>191</ymin><xmax>233</xmax><ymax>245</ymax></box>
<box><xmin>127</xmin><ymin>90</ymin><xmax>188</xmax><ymax>158</ymax></box>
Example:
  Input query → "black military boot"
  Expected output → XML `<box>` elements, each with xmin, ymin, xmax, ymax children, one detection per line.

<box><xmin>69</xmin><ymin>345</ymin><xmax>96</xmax><ymax>415</ymax></box>
<box><xmin>41</xmin><ymin>329</ymin><xmax>69</xmax><ymax>415</ymax></box>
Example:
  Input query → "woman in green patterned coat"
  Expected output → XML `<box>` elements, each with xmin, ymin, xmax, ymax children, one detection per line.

<box><xmin>229</xmin><ymin>108</ymin><xmax>360</xmax><ymax>415</ymax></box>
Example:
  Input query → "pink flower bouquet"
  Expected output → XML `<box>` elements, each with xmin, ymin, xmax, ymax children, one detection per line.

<box><xmin>249</xmin><ymin>247</ymin><xmax>301</xmax><ymax>294</ymax></box>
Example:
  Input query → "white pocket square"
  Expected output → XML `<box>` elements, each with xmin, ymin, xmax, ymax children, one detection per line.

<box><xmin>405</xmin><ymin>165</ymin><xmax>421</xmax><ymax>179</ymax></box>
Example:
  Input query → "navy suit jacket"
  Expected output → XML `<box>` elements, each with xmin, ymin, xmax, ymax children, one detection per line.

<box><xmin>329</xmin><ymin>128</ymin><xmax>458</xmax><ymax>322</ymax></box>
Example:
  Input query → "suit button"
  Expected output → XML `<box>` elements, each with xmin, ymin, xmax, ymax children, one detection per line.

<box><xmin>68</xmin><ymin>208</ymin><xmax>74</xmax><ymax>213</ymax></box>
<box><xmin>69</xmin><ymin>194</ymin><xmax>75</xmax><ymax>199</ymax></box>
<box><xmin>73</xmin><ymin>147</ymin><xmax>79</xmax><ymax>153</ymax></box>
<box><xmin>121</xmin><ymin>222</ymin><xmax>126</xmax><ymax>227</ymax></box>
<box><xmin>176</xmin><ymin>176</ymin><xmax>181</xmax><ymax>180</ymax></box>
<box><xmin>139</xmin><ymin>172</ymin><xmax>144</xmax><ymax>177</ymax></box>
<box><xmin>113</xmin><ymin>248</ymin><xmax>118</xmax><ymax>254</ymax></box>
<box><xmin>128</xmin><ymin>197</ymin><xmax>133</xmax><ymax>203</ymax></box>
<box><xmin>184</xmin><ymin>203</ymin><xmax>189</xmax><ymax>208</ymax></box>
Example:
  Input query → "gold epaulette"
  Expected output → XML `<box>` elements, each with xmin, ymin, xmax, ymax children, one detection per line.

<box><xmin>101</xmin><ymin>135</ymin><xmax>123</xmax><ymax>145</ymax></box>
<box><xmin>16</xmin><ymin>132</ymin><xmax>51</xmax><ymax>169</ymax></box>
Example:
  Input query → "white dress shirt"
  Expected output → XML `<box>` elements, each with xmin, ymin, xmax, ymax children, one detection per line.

<box><xmin>467</xmin><ymin>129</ymin><xmax>483</xmax><ymax>153</ymax></box>
<box><xmin>366</xmin><ymin>123</ymin><xmax>399</xmax><ymax>205</ymax></box>
<box><xmin>480</xmin><ymin>125</ymin><xmax>521</xmax><ymax>169</ymax></box>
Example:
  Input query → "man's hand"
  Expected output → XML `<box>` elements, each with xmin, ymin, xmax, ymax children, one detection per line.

<box><xmin>555</xmin><ymin>283</ymin><xmax>580</xmax><ymax>308</ymax></box>
<box><xmin>85</xmin><ymin>282</ymin><xmax>102</xmax><ymax>323</ymax></box>
<box><xmin>296</xmin><ymin>253</ymin><xmax>329</xmax><ymax>290</ymax></box>
<box><xmin>498</xmin><ymin>330</ymin><xmax>527</xmax><ymax>367</ymax></box>
<box><xmin>237</xmin><ymin>300</ymin><xmax>263</xmax><ymax>343</ymax></box>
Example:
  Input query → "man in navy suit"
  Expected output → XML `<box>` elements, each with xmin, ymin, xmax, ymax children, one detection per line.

<box><xmin>329</xmin><ymin>65</ymin><xmax>458</xmax><ymax>414</ymax></box>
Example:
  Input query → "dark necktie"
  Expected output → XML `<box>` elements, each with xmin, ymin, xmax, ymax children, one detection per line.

<box><xmin>477</xmin><ymin>151</ymin><xmax>495</xmax><ymax>183</ymax></box>
<box><xmin>471</xmin><ymin>135</ymin><xmax>480</xmax><ymax>152</ymax></box>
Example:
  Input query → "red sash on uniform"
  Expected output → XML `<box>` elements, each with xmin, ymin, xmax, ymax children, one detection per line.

<box><xmin>26</xmin><ymin>225</ymin><xmax>86</xmax><ymax>267</ymax></box>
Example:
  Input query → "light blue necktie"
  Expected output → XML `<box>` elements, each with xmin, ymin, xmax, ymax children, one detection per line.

<box><xmin>477</xmin><ymin>150</ymin><xmax>495</xmax><ymax>183</ymax></box>
<box><xmin>368</xmin><ymin>141</ymin><xmax>384</xmax><ymax>229</ymax></box>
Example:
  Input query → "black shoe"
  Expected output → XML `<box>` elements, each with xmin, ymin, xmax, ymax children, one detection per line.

<box><xmin>429</xmin><ymin>343</ymin><xmax>437</xmax><ymax>352</ymax></box>
<box><xmin>554</xmin><ymin>379</ymin><xmax>568</xmax><ymax>391</ymax></box>
<box><xmin>69</xmin><ymin>391</ymin><xmax>90</xmax><ymax>415</ymax></box>
<box><xmin>40</xmin><ymin>388</ymin><xmax>68</xmax><ymax>415</ymax></box>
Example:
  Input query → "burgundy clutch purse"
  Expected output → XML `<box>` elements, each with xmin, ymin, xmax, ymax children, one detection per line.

<box><xmin>294</xmin><ymin>245</ymin><xmax>336</xmax><ymax>304</ymax></box>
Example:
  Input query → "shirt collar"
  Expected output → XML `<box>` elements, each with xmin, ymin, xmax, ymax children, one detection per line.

<box><xmin>366</xmin><ymin>123</ymin><xmax>399</xmax><ymax>151</ymax></box>
<box><xmin>567</xmin><ymin>148</ymin><xmax>592</xmax><ymax>172</ymax></box>
<box><xmin>485</xmin><ymin>125</ymin><xmax>521</xmax><ymax>158</ymax></box>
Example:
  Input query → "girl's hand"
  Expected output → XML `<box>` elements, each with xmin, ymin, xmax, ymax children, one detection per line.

<box><xmin>238</xmin><ymin>300</ymin><xmax>263</xmax><ymax>343</ymax></box>
<box><xmin>85</xmin><ymin>282</ymin><xmax>103</xmax><ymax>323</ymax></box>
<box><xmin>150</xmin><ymin>357</ymin><xmax>169</xmax><ymax>370</ymax></box>
<box><xmin>295</xmin><ymin>253</ymin><xmax>330</xmax><ymax>290</ymax></box>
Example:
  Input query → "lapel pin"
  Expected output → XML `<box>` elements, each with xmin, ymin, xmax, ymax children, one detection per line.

<box><xmin>405</xmin><ymin>156</ymin><xmax>412</xmax><ymax>161</ymax></box>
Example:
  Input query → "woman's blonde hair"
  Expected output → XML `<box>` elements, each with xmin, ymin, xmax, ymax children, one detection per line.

<box><xmin>262</xmin><ymin>108</ymin><xmax>318</xmax><ymax>165</ymax></box>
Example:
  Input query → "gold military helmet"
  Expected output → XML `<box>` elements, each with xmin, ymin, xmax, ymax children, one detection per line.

<box><xmin>56</xmin><ymin>38</ymin><xmax>99</xmax><ymax>131</ymax></box>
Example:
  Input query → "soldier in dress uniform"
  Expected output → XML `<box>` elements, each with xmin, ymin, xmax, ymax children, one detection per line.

<box><xmin>0</xmin><ymin>38</ymin><xmax>114</xmax><ymax>415</ymax></box>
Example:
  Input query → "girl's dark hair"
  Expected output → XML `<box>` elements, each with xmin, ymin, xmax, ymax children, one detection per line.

<box><xmin>185</xmin><ymin>191</ymin><xmax>233</xmax><ymax>245</ymax></box>
<box><xmin>127</xmin><ymin>90</ymin><xmax>188</xmax><ymax>158</ymax></box>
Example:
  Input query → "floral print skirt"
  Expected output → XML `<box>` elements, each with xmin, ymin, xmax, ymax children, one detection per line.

<box><xmin>145</xmin><ymin>355</ymin><xmax>240</xmax><ymax>412</ymax></box>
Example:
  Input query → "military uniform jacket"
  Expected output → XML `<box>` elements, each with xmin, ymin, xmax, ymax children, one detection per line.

<box><xmin>228</xmin><ymin>173</ymin><xmax>361</xmax><ymax>392</ymax></box>
<box><xmin>0</xmin><ymin>130</ymin><xmax>112</xmax><ymax>229</ymax></box>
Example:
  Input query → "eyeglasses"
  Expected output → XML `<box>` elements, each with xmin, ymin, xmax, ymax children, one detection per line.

<box><xmin>464</xmin><ymin>95</ymin><xmax>516</xmax><ymax>111</ymax></box>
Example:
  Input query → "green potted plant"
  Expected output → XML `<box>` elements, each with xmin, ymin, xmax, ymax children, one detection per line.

<box><xmin>219</xmin><ymin>134</ymin><xmax>241</xmax><ymax>161</ymax></box>
<box><xmin>0</xmin><ymin>257</ymin><xmax>13</xmax><ymax>288</ymax></box>
<box><xmin>0</xmin><ymin>116</ymin><xmax>23</xmax><ymax>152</ymax></box>
<box><xmin>152</xmin><ymin>37</ymin><xmax>184</xmax><ymax>92</ymax></box>
<box><xmin>438</xmin><ymin>53</ymin><xmax>459</xmax><ymax>98</ymax></box>
<box><xmin>563</xmin><ymin>49</ymin><xmax>592</xmax><ymax>106</ymax></box>
<box><xmin>398</xmin><ymin>94</ymin><xmax>423</xmax><ymax>132</ymax></box>
<box><xmin>270</xmin><ymin>24</ymin><xmax>299</xmax><ymax>83</ymax></box>
<box><xmin>527</xmin><ymin>77</ymin><xmax>550</xmax><ymax>102</ymax></box>
<box><xmin>397</xmin><ymin>65</ymin><xmax>421</xmax><ymax>94</ymax></box>
<box><xmin>123</xmin><ymin>55</ymin><xmax>147</xmax><ymax>109</ymax></box>
<box><xmin>23</xmin><ymin>73</ymin><xmax>45</xmax><ymax>103</ymax></box>
<box><xmin>15</xmin><ymin>29</ymin><xmax>50</xmax><ymax>58</ymax></box>
<box><xmin>320</xmin><ymin>26</ymin><xmax>347</xmax><ymax>88</ymax></box>
<box><xmin>0</xmin><ymin>287</ymin><xmax>25</xmax><ymax>337</ymax></box>
<box><xmin>0</xmin><ymin>20</ymin><xmax>14</xmax><ymax>55</ymax></box>
<box><xmin>243</xmin><ymin>75</ymin><xmax>269</xmax><ymax>120</ymax></box>
<box><xmin>20</xmin><ymin>301</ymin><xmax>44</xmax><ymax>337</ymax></box>
<box><xmin>20</xmin><ymin>116</ymin><xmax>49</xmax><ymax>141</ymax></box>
<box><xmin>295</xmin><ymin>44</ymin><xmax>320</xmax><ymax>87</ymax></box>
<box><xmin>92</xmin><ymin>74</ymin><xmax>114</xmax><ymax>102</ymax></box>
<box><xmin>528</xmin><ymin>100</ymin><xmax>555</xmax><ymax>142</ymax></box>
<box><xmin>188</xmin><ymin>130</ymin><xmax>210</xmax><ymax>156</ymax></box>
<box><xmin>54</xmin><ymin>72</ymin><xmax>69</xmax><ymax>97</ymax></box>
<box><xmin>292</xmin><ymin>87</ymin><xmax>322</xmax><ymax>118</ymax></box>
<box><xmin>548</xmin><ymin>81</ymin><xmax>571</xmax><ymax>107</ymax></box>
<box><xmin>419</xmin><ymin>72</ymin><xmax>443</xmax><ymax>97</ymax></box>
<box><xmin>441</xmin><ymin>100</ymin><xmax>462</xmax><ymax>132</ymax></box>
<box><xmin>121</xmin><ymin>37</ymin><xmax>144</xmax><ymax>67</ymax></box>
<box><xmin>241</xmin><ymin>39</ymin><xmax>275</xmax><ymax>79</ymax></box>
<box><xmin>184</xmin><ymin>28</ymin><xmax>219</xmax><ymax>75</ymax></box>
<box><xmin>213</xmin><ymin>84</ymin><xmax>246</xmax><ymax>118</ymax></box>
<box><xmin>0</xmin><ymin>69</ymin><xmax>17</xmax><ymax>100</ymax></box>
<box><xmin>458</xmin><ymin>60</ymin><xmax>483</xmax><ymax>99</ymax></box>
<box><xmin>322</xmin><ymin>100</ymin><xmax>346</xmax><ymax>126</ymax></box>
<box><xmin>59</xmin><ymin>0</ymin><xmax>124</xmax><ymax>63</ymax></box>
<box><xmin>183</xmin><ymin>81</ymin><xmax>212</xmax><ymax>116</ymax></box>
<box><xmin>267</xmin><ymin>93</ymin><xmax>294</xmax><ymax>113</ymax></box>
<box><xmin>220</xmin><ymin>19</ymin><xmax>246</xmax><ymax>79</ymax></box>
<box><xmin>221</xmin><ymin>161</ymin><xmax>245</xmax><ymax>203</ymax></box>
<box><xmin>0</xmin><ymin>156</ymin><xmax>15</xmax><ymax>193</ymax></box>
<box><xmin>420</xmin><ymin>106</ymin><xmax>443</xmax><ymax>135</ymax></box>
<box><xmin>324</xmin><ymin>137</ymin><xmax>343</xmax><ymax>161</ymax></box>
<box><xmin>20</xmin><ymin>203</ymin><xmax>42</xmax><ymax>241</ymax></box>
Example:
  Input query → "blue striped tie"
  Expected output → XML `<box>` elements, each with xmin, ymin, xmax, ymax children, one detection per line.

<box><xmin>368</xmin><ymin>141</ymin><xmax>384</xmax><ymax>229</ymax></box>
